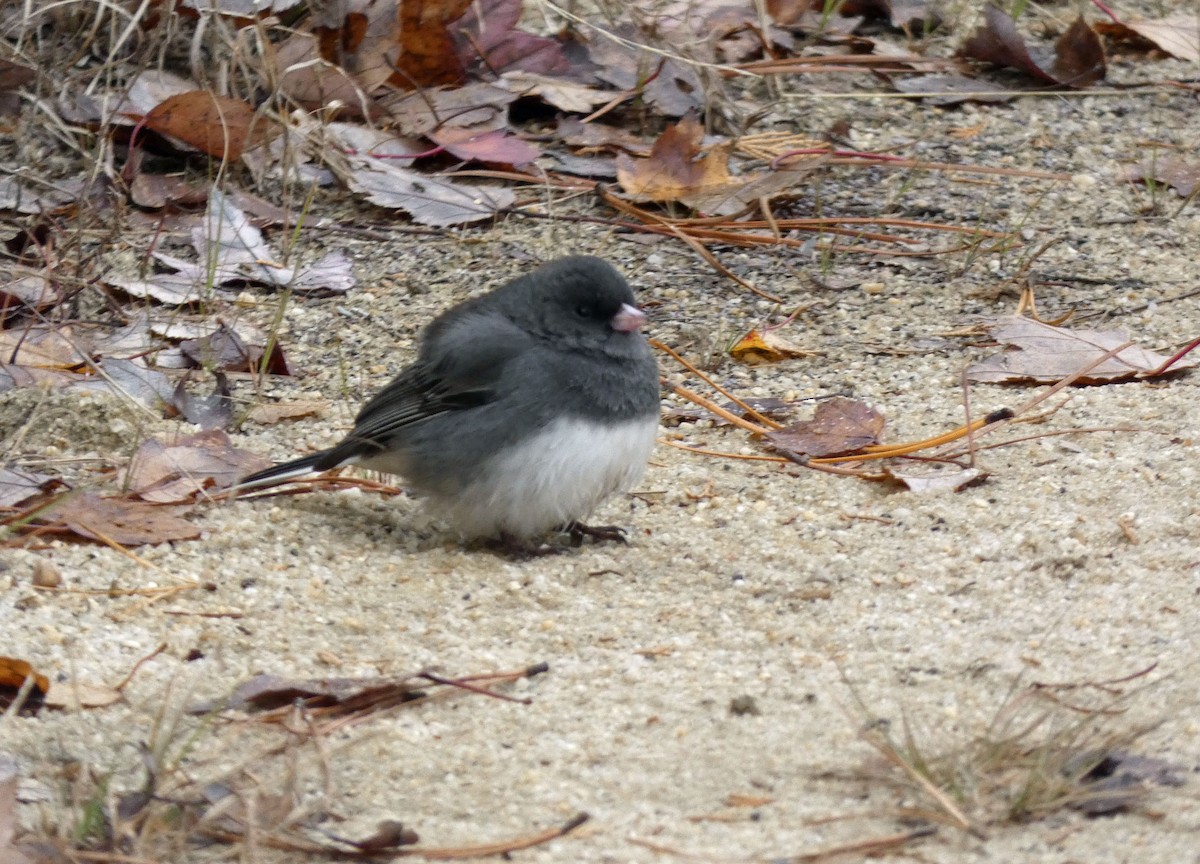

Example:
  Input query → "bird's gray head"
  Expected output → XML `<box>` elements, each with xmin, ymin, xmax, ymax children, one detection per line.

<box><xmin>508</xmin><ymin>256</ymin><xmax>649</xmax><ymax>353</ymax></box>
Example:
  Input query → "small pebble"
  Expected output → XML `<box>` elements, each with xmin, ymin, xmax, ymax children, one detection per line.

<box><xmin>32</xmin><ymin>558</ymin><xmax>62</xmax><ymax>588</ymax></box>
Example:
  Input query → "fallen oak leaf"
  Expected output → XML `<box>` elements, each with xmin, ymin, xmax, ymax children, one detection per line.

<box><xmin>767</xmin><ymin>397</ymin><xmax>886</xmax><ymax>458</ymax></box>
<box><xmin>123</xmin><ymin>430</ymin><xmax>272</xmax><ymax>503</ymax></box>
<box><xmin>966</xmin><ymin>318</ymin><xmax>1196</xmax><ymax>384</ymax></box>
<box><xmin>616</xmin><ymin>113</ymin><xmax>731</xmax><ymax>204</ymax></box>
<box><xmin>31</xmin><ymin>492</ymin><xmax>201</xmax><ymax>545</ymax></box>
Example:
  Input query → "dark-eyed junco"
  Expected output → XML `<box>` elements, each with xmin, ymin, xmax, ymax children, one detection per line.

<box><xmin>239</xmin><ymin>255</ymin><xmax>660</xmax><ymax>545</ymax></box>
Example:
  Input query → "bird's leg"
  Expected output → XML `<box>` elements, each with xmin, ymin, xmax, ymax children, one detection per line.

<box><xmin>566</xmin><ymin>521</ymin><xmax>628</xmax><ymax>547</ymax></box>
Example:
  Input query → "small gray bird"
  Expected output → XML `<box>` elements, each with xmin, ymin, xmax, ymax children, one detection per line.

<box><xmin>239</xmin><ymin>255</ymin><xmax>660</xmax><ymax>546</ymax></box>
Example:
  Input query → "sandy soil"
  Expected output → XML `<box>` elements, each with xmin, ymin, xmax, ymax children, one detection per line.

<box><xmin>3</xmin><ymin>14</ymin><xmax>1200</xmax><ymax>864</ymax></box>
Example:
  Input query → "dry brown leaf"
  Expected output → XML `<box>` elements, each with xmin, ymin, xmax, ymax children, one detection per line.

<box><xmin>123</xmin><ymin>430</ymin><xmax>272</xmax><ymax>503</ymax></box>
<box><xmin>616</xmin><ymin>114</ymin><xmax>731</xmax><ymax>203</ymax></box>
<box><xmin>108</xmin><ymin>70</ymin><xmax>195</xmax><ymax>125</ymax></box>
<box><xmin>0</xmin><ymin>274</ymin><xmax>62</xmax><ymax>321</ymax></box>
<box><xmin>1096</xmin><ymin>14</ymin><xmax>1200</xmax><ymax>62</ymax></box>
<box><xmin>682</xmin><ymin>163</ymin><xmax>824</xmax><ymax>216</ymax></box>
<box><xmin>0</xmin><ymin>658</ymin><xmax>49</xmax><ymax>695</ymax></box>
<box><xmin>0</xmin><ymin>468</ymin><xmax>58</xmax><ymax>508</ymax></box>
<box><xmin>383</xmin><ymin>82</ymin><xmax>515</xmax><ymax>137</ymax></box>
<box><xmin>180</xmin><ymin>322</ymin><xmax>292</xmax><ymax>374</ymax></box>
<box><xmin>345</xmin><ymin>157</ymin><xmax>515</xmax><ymax>225</ymax></box>
<box><xmin>729</xmin><ymin>327</ymin><xmax>816</xmax><ymax>364</ymax></box>
<box><xmin>43</xmin><ymin>680</ymin><xmax>122</xmax><ymax>710</ymax></box>
<box><xmin>37</xmin><ymin>493</ymin><xmax>202</xmax><ymax>545</ymax></box>
<box><xmin>391</xmin><ymin>0</ymin><xmax>473</xmax><ymax>87</ymax></box>
<box><xmin>129</xmin><ymin>172</ymin><xmax>210</xmax><ymax>209</ymax></box>
<box><xmin>767</xmin><ymin>397</ymin><xmax>886</xmax><ymax>458</ymax></box>
<box><xmin>454</xmin><ymin>0</ymin><xmax>570</xmax><ymax>78</ymax></box>
<box><xmin>0</xmin><ymin>326</ymin><xmax>88</xmax><ymax>368</ymax></box>
<box><xmin>1123</xmin><ymin>154</ymin><xmax>1200</xmax><ymax>198</ymax></box>
<box><xmin>427</xmin><ymin>127</ymin><xmax>540</xmax><ymax>166</ymax></box>
<box><xmin>960</xmin><ymin>5</ymin><xmax>1105</xmax><ymax>88</ymax></box>
<box><xmin>584</xmin><ymin>23</ymin><xmax>704</xmax><ymax>116</ymax></box>
<box><xmin>141</xmin><ymin>91</ymin><xmax>278</xmax><ymax>161</ymax></box>
<box><xmin>966</xmin><ymin>318</ymin><xmax>1195</xmax><ymax>384</ymax></box>
<box><xmin>276</xmin><ymin>31</ymin><xmax>373</xmax><ymax>113</ymax></box>
<box><xmin>497</xmin><ymin>72</ymin><xmax>617</xmax><ymax>113</ymax></box>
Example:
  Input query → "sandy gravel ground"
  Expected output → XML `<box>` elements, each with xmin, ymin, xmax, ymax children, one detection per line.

<box><xmin>3</xmin><ymin>30</ymin><xmax>1200</xmax><ymax>864</ymax></box>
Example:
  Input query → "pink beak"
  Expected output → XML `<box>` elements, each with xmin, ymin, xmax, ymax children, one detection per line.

<box><xmin>611</xmin><ymin>303</ymin><xmax>646</xmax><ymax>333</ymax></box>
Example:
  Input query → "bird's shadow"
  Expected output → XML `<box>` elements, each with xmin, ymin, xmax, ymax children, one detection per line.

<box><xmin>230</xmin><ymin>489</ymin><xmax>626</xmax><ymax>559</ymax></box>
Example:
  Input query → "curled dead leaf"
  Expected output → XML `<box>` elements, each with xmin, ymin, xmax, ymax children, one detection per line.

<box><xmin>729</xmin><ymin>328</ymin><xmax>817</xmax><ymax>364</ymax></box>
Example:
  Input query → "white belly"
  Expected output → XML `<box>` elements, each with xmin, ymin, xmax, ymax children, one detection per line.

<box><xmin>433</xmin><ymin>415</ymin><xmax>657</xmax><ymax>540</ymax></box>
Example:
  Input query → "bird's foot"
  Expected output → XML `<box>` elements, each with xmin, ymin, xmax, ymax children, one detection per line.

<box><xmin>566</xmin><ymin>521</ymin><xmax>628</xmax><ymax>547</ymax></box>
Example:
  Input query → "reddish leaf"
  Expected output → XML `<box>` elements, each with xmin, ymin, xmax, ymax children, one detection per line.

<box><xmin>454</xmin><ymin>0</ymin><xmax>570</xmax><ymax>77</ymax></box>
<box><xmin>960</xmin><ymin>5</ymin><xmax>1105</xmax><ymax>88</ymax></box>
<box><xmin>141</xmin><ymin>91</ymin><xmax>278</xmax><ymax>160</ymax></box>
<box><xmin>0</xmin><ymin>657</ymin><xmax>49</xmax><ymax>715</ymax></box>
<box><xmin>428</xmin><ymin>127</ymin><xmax>539</xmax><ymax>166</ymax></box>
<box><xmin>391</xmin><ymin>0</ymin><xmax>474</xmax><ymax>88</ymax></box>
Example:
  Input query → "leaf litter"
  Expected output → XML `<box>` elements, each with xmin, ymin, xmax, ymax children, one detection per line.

<box><xmin>3</xmin><ymin>2</ymin><xmax>1199</xmax><ymax>859</ymax></box>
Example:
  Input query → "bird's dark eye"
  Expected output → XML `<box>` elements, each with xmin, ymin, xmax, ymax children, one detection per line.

<box><xmin>575</xmin><ymin>304</ymin><xmax>592</xmax><ymax>318</ymax></box>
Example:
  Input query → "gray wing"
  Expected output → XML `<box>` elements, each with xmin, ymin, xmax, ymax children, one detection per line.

<box><xmin>330</xmin><ymin>310</ymin><xmax>529</xmax><ymax>456</ymax></box>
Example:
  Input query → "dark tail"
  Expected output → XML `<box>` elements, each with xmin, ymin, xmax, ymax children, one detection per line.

<box><xmin>237</xmin><ymin>453</ymin><xmax>331</xmax><ymax>492</ymax></box>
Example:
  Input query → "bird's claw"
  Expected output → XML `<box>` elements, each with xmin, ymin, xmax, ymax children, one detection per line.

<box><xmin>566</xmin><ymin>521</ymin><xmax>628</xmax><ymax>547</ymax></box>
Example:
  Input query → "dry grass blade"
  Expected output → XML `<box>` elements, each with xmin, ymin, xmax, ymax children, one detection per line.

<box><xmin>846</xmin><ymin>663</ymin><xmax>1176</xmax><ymax>832</ymax></box>
<box><xmin>629</xmin><ymin>824</ymin><xmax>936</xmax><ymax>863</ymax></box>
